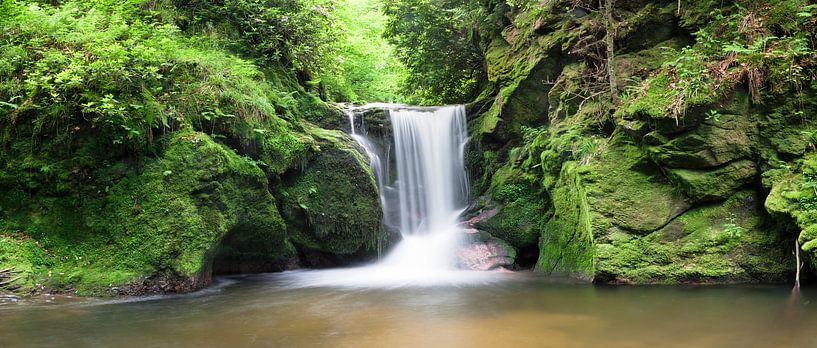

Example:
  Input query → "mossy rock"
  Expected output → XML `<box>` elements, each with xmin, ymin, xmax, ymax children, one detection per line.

<box><xmin>584</xmin><ymin>136</ymin><xmax>690</xmax><ymax>233</ymax></box>
<box><xmin>646</xmin><ymin>114</ymin><xmax>754</xmax><ymax>169</ymax></box>
<box><xmin>596</xmin><ymin>191</ymin><xmax>790</xmax><ymax>283</ymax></box>
<box><xmin>765</xmin><ymin>154</ymin><xmax>817</xmax><ymax>267</ymax></box>
<box><xmin>478</xmin><ymin>157</ymin><xmax>549</xmax><ymax>250</ymax></box>
<box><xmin>666</xmin><ymin>160</ymin><xmax>757</xmax><ymax>203</ymax></box>
<box><xmin>476</xmin><ymin>196</ymin><xmax>546</xmax><ymax>250</ymax></box>
<box><xmin>535</xmin><ymin>162</ymin><xmax>595</xmax><ymax>279</ymax></box>
<box><xmin>1</xmin><ymin>131</ymin><xmax>294</xmax><ymax>295</ymax></box>
<box><xmin>279</xmin><ymin>127</ymin><xmax>385</xmax><ymax>257</ymax></box>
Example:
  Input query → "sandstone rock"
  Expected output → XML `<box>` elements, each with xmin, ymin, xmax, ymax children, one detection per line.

<box><xmin>457</xmin><ymin>235</ymin><xmax>516</xmax><ymax>271</ymax></box>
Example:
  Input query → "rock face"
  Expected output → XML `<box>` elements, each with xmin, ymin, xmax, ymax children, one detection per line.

<box><xmin>465</xmin><ymin>0</ymin><xmax>810</xmax><ymax>283</ymax></box>
<box><xmin>457</xmin><ymin>228</ymin><xmax>516</xmax><ymax>271</ymax></box>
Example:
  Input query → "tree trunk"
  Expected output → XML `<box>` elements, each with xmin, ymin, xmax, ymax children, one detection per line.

<box><xmin>604</xmin><ymin>0</ymin><xmax>618</xmax><ymax>99</ymax></box>
<box><xmin>795</xmin><ymin>239</ymin><xmax>802</xmax><ymax>289</ymax></box>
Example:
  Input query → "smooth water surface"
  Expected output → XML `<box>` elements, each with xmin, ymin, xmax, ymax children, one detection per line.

<box><xmin>2</xmin><ymin>273</ymin><xmax>816</xmax><ymax>348</ymax></box>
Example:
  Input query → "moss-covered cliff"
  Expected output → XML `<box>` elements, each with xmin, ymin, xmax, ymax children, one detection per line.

<box><xmin>464</xmin><ymin>0</ymin><xmax>816</xmax><ymax>283</ymax></box>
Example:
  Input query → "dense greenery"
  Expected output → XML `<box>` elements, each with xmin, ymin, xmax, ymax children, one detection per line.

<box><xmin>0</xmin><ymin>0</ymin><xmax>389</xmax><ymax>295</ymax></box>
<box><xmin>623</xmin><ymin>0</ymin><xmax>817</xmax><ymax>121</ymax></box>
<box><xmin>382</xmin><ymin>0</ymin><xmax>498</xmax><ymax>104</ymax></box>
<box><xmin>3</xmin><ymin>0</ymin><xmax>817</xmax><ymax>295</ymax></box>
<box><xmin>429</xmin><ymin>0</ymin><xmax>817</xmax><ymax>283</ymax></box>
<box><xmin>176</xmin><ymin>0</ymin><xmax>407</xmax><ymax>102</ymax></box>
<box><xmin>331</xmin><ymin>0</ymin><xmax>407</xmax><ymax>102</ymax></box>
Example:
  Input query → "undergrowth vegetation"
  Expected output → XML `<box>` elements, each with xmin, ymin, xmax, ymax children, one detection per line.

<box><xmin>0</xmin><ymin>0</ymin><xmax>396</xmax><ymax>294</ymax></box>
<box><xmin>624</xmin><ymin>0</ymin><xmax>817</xmax><ymax>121</ymax></box>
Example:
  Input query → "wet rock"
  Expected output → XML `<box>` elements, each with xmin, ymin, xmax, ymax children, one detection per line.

<box><xmin>457</xmin><ymin>230</ymin><xmax>516</xmax><ymax>271</ymax></box>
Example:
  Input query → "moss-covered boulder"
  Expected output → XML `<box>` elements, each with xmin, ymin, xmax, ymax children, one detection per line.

<box><xmin>535</xmin><ymin>162</ymin><xmax>595</xmax><ymax>279</ymax></box>
<box><xmin>596</xmin><ymin>191</ymin><xmax>789</xmax><ymax>283</ymax></box>
<box><xmin>666</xmin><ymin>160</ymin><xmax>757</xmax><ymax>202</ymax></box>
<box><xmin>461</xmin><ymin>0</ymin><xmax>805</xmax><ymax>284</ymax></box>
<box><xmin>646</xmin><ymin>114</ymin><xmax>754</xmax><ymax>169</ymax></box>
<box><xmin>476</xmin><ymin>195</ymin><xmax>546</xmax><ymax>250</ymax></box>
<box><xmin>278</xmin><ymin>127</ymin><xmax>385</xmax><ymax>259</ymax></box>
<box><xmin>0</xmin><ymin>131</ymin><xmax>295</xmax><ymax>295</ymax></box>
<box><xmin>584</xmin><ymin>137</ymin><xmax>690</xmax><ymax>233</ymax></box>
<box><xmin>474</xmin><ymin>154</ymin><xmax>548</xmax><ymax>250</ymax></box>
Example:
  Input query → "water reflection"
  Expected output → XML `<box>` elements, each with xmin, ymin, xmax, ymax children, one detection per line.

<box><xmin>1</xmin><ymin>274</ymin><xmax>815</xmax><ymax>348</ymax></box>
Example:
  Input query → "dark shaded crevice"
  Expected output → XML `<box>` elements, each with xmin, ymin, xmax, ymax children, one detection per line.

<box><xmin>211</xmin><ymin>224</ymin><xmax>296</xmax><ymax>275</ymax></box>
<box><xmin>515</xmin><ymin>244</ymin><xmax>539</xmax><ymax>270</ymax></box>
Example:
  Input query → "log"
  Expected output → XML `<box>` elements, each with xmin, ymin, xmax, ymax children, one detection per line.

<box><xmin>0</xmin><ymin>276</ymin><xmax>21</xmax><ymax>287</ymax></box>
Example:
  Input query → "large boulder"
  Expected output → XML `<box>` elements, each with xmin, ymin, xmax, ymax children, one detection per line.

<box><xmin>645</xmin><ymin>114</ymin><xmax>754</xmax><ymax>169</ymax></box>
<box><xmin>0</xmin><ymin>131</ymin><xmax>296</xmax><ymax>295</ymax></box>
<box><xmin>278</xmin><ymin>127</ymin><xmax>386</xmax><ymax>262</ymax></box>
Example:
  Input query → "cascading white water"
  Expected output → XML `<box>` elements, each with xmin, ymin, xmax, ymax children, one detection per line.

<box><xmin>282</xmin><ymin>104</ymin><xmax>505</xmax><ymax>288</ymax></box>
<box><xmin>377</xmin><ymin>105</ymin><xmax>468</xmax><ymax>270</ymax></box>
<box><xmin>392</xmin><ymin>106</ymin><xmax>469</xmax><ymax>235</ymax></box>
<box><xmin>346</xmin><ymin>110</ymin><xmax>389</xmax><ymax>232</ymax></box>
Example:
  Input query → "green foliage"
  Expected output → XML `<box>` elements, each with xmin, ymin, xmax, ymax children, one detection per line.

<box><xmin>325</xmin><ymin>0</ymin><xmax>406</xmax><ymax>102</ymax></box>
<box><xmin>705</xmin><ymin>109</ymin><xmax>722</xmax><ymax>122</ymax></box>
<box><xmin>175</xmin><ymin>0</ymin><xmax>407</xmax><ymax>103</ymax></box>
<box><xmin>0</xmin><ymin>0</ymin><xmax>21</xmax><ymax>23</ymax></box>
<box><xmin>176</xmin><ymin>0</ymin><xmax>338</xmax><ymax>74</ymax></box>
<box><xmin>624</xmin><ymin>0</ymin><xmax>817</xmax><ymax>120</ymax></box>
<box><xmin>383</xmin><ymin>0</ymin><xmax>487</xmax><ymax>104</ymax></box>
<box><xmin>0</xmin><ymin>1</ymin><xmax>323</xmax><ymax>192</ymax></box>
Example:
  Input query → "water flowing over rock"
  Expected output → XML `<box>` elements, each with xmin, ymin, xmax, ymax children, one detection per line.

<box><xmin>282</xmin><ymin>105</ymin><xmax>513</xmax><ymax>288</ymax></box>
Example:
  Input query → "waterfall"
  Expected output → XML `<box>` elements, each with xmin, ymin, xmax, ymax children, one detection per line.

<box><xmin>378</xmin><ymin>105</ymin><xmax>469</xmax><ymax>270</ymax></box>
<box><xmin>391</xmin><ymin>106</ymin><xmax>469</xmax><ymax>236</ymax></box>
<box><xmin>284</xmin><ymin>104</ymin><xmax>504</xmax><ymax>288</ymax></box>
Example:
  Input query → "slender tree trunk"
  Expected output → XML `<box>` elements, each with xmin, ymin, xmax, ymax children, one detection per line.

<box><xmin>604</xmin><ymin>0</ymin><xmax>618</xmax><ymax>99</ymax></box>
<box><xmin>795</xmin><ymin>239</ymin><xmax>802</xmax><ymax>289</ymax></box>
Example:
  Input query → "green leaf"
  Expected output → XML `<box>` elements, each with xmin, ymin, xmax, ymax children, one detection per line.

<box><xmin>0</xmin><ymin>101</ymin><xmax>19</xmax><ymax>109</ymax></box>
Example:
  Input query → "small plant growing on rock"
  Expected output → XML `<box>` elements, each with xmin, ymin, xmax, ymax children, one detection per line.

<box><xmin>705</xmin><ymin>109</ymin><xmax>722</xmax><ymax>122</ymax></box>
<box><xmin>723</xmin><ymin>215</ymin><xmax>744</xmax><ymax>239</ymax></box>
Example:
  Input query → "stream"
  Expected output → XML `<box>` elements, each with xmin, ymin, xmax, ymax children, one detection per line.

<box><xmin>1</xmin><ymin>273</ymin><xmax>815</xmax><ymax>348</ymax></box>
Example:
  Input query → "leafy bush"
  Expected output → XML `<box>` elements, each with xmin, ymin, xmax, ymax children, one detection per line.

<box><xmin>383</xmin><ymin>0</ymin><xmax>487</xmax><ymax>104</ymax></box>
<box><xmin>0</xmin><ymin>2</ymin><xmax>312</xmax><ymax>192</ymax></box>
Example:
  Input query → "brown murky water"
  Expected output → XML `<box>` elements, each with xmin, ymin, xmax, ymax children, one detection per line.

<box><xmin>1</xmin><ymin>273</ymin><xmax>816</xmax><ymax>348</ymax></box>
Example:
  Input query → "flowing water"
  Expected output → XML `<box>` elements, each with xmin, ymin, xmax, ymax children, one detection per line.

<box><xmin>291</xmin><ymin>105</ymin><xmax>497</xmax><ymax>288</ymax></box>
<box><xmin>2</xmin><ymin>275</ymin><xmax>817</xmax><ymax>348</ymax></box>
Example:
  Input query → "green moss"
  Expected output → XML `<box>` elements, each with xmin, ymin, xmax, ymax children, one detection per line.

<box><xmin>478</xmin><ymin>193</ymin><xmax>546</xmax><ymax>250</ymax></box>
<box><xmin>596</xmin><ymin>191</ymin><xmax>789</xmax><ymax>283</ymax></box>
<box><xmin>279</xmin><ymin>128</ymin><xmax>384</xmax><ymax>255</ymax></box>
<box><xmin>666</xmin><ymin>160</ymin><xmax>757</xmax><ymax>202</ymax></box>
<box><xmin>646</xmin><ymin>113</ymin><xmax>754</xmax><ymax>169</ymax></box>
<box><xmin>1</xmin><ymin>132</ymin><xmax>293</xmax><ymax>295</ymax></box>
<box><xmin>535</xmin><ymin>162</ymin><xmax>594</xmax><ymax>278</ymax></box>
<box><xmin>765</xmin><ymin>153</ymin><xmax>817</xmax><ymax>266</ymax></box>
<box><xmin>0</xmin><ymin>234</ymin><xmax>53</xmax><ymax>291</ymax></box>
<box><xmin>584</xmin><ymin>135</ymin><xmax>689</xmax><ymax>233</ymax></box>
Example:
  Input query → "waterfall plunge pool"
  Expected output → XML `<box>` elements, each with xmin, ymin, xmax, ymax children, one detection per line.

<box><xmin>2</xmin><ymin>274</ymin><xmax>816</xmax><ymax>347</ymax></box>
